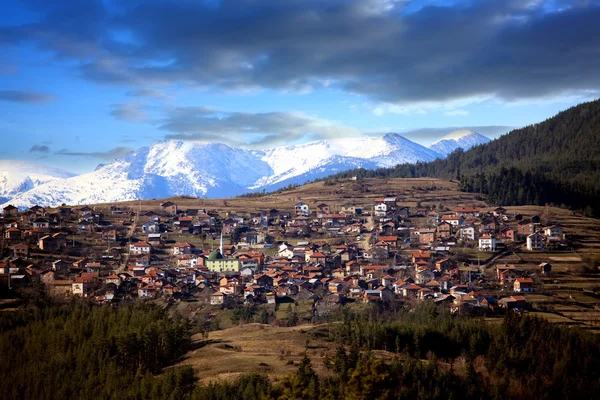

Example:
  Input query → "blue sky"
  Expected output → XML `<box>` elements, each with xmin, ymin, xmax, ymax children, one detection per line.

<box><xmin>1</xmin><ymin>0</ymin><xmax>599</xmax><ymax>173</ymax></box>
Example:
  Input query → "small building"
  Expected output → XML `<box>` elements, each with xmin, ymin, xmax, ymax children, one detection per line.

<box><xmin>130</xmin><ymin>242</ymin><xmax>152</xmax><ymax>255</ymax></box>
<box><xmin>295</xmin><ymin>202</ymin><xmax>310</xmax><ymax>217</ymax></box>
<box><xmin>211</xmin><ymin>292</ymin><xmax>227</xmax><ymax>305</ymax></box>
<box><xmin>172</xmin><ymin>243</ymin><xmax>193</xmax><ymax>256</ymax></box>
<box><xmin>514</xmin><ymin>277</ymin><xmax>534</xmax><ymax>293</ymax></box>
<box><xmin>540</xmin><ymin>262</ymin><xmax>552</xmax><ymax>276</ymax></box>
<box><xmin>161</xmin><ymin>201</ymin><xmax>178</xmax><ymax>216</ymax></box>
<box><xmin>478</xmin><ymin>235</ymin><xmax>496</xmax><ymax>251</ymax></box>
<box><xmin>3</xmin><ymin>205</ymin><xmax>18</xmax><ymax>217</ymax></box>
<box><xmin>12</xmin><ymin>244</ymin><xmax>29</xmax><ymax>258</ymax></box>
<box><xmin>526</xmin><ymin>232</ymin><xmax>545</xmax><ymax>251</ymax></box>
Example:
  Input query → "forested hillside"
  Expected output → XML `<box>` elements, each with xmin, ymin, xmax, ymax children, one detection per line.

<box><xmin>1</xmin><ymin>303</ymin><xmax>599</xmax><ymax>399</ymax></box>
<box><xmin>326</xmin><ymin>99</ymin><xmax>600</xmax><ymax>217</ymax></box>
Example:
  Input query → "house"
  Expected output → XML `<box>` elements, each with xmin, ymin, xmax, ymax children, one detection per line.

<box><xmin>5</xmin><ymin>227</ymin><xmax>21</xmax><ymax>240</ymax></box>
<box><xmin>52</xmin><ymin>232</ymin><xmax>68</xmax><ymax>247</ymax></box>
<box><xmin>161</xmin><ymin>201</ymin><xmax>178</xmax><ymax>215</ymax></box>
<box><xmin>397</xmin><ymin>206</ymin><xmax>409</xmax><ymax>218</ymax></box>
<box><xmin>362</xmin><ymin>287</ymin><xmax>393</xmax><ymax>302</ymax></box>
<box><xmin>32</xmin><ymin>218</ymin><xmax>50</xmax><ymax>230</ymax></box>
<box><xmin>278</xmin><ymin>243</ymin><xmax>294</xmax><ymax>259</ymax></box>
<box><xmin>517</xmin><ymin>220</ymin><xmax>537</xmax><ymax>236</ymax></box>
<box><xmin>12</xmin><ymin>244</ymin><xmax>29</xmax><ymax>258</ymax></box>
<box><xmin>526</xmin><ymin>232</ymin><xmax>545</xmax><ymax>251</ymax></box>
<box><xmin>77</xmin><ymin>205</ymin><xmax>93</xmax><ymax>216</ymax></box>
<box><xmin>415</xmin><ymin>228</ymin><xmax>436</xmax><ymax>244</ymax></box>
<box><xmin>455</xmin><ymin>207</ymin><xmax>480</xmax><ymax>218</ymax></box>
<box><xmin>540</xmin><ymin>262</ymin><xmax>552</xmax><ymax>276</ymax></box>
<box><xmin>211</xmin><ymin>292</ymin><xmax>227</xmax><ymax>305</ymax></box>
<box><xmin>498</xmin><ymin>268</ymin><xmax>519</xmax><ymax>285</ymax></box>
<box><xmin>295</xmin><ymin>202</ymin><xmax>309</xmax><ymax>217</ymax></box>
<box><xmin>514</xmin><ymin>277</ymin><xmax>534</xmax><ymax>293</ymax></box>
<box><xmin>341</xmin><ymin>203</ymin><xmax>358</xmax><ymax>215</ymax></box>
<box><xmin>493</xmin><ymin>207</ymin><xmax>507</xmax><ymax>216</ymax></box>
<box><xmin>46</xmin><ymin>280</ymin><xmax>74</xmax><ymax>297</ymax></box>
<box><xmin>106</xmin><ymin>274</ymin><xmax>122</xmax><ymax>286</ymax></box>
<box><xmin>142</xmin><ymin>221</ymin><xmax>162</xmax><ymax>233</ymax></box>
<box><xmin>427</xmin><ymin>211</ymin><xmax>440</xmax><ymax>225</ymax></box>
<box><xmin>147</xmin><ymin>233</ymin><xmax>163</xmax><ymax>246</ymax></box>
<box><xmin>102</xmin><ymin>229</ymin><xmax>117</xmax><ymax>242</ymax></box>
<box><xmin>415</xmin><ymin>268</ymin><xmax>434</xmax><ymax>285</ymax></box>
<box><xmin>374</xmin><ymin>201</ymin><xmax>388</xmax><ymax>217</ymax></box>
<box><xmin>498</xmin><ymin>295</ymin><xmax>529</xmax><ymax>311</ymax></box>
<box><xmin>172</xmin><ymin>243</ymin><xmax>193</xmax><ymax>256</ymax></box>
<box><xmin>436</xmin><ymin>221</ymin><xmax>453</xmax><ymax>238</ymax></box>
<box><xmin>543</xmin><ymin>225</ymin><xmax>563</xmax><ymax>240</ymax></box>
<box><xmin>458</xmin><ymin>226</ymin><xmax>475</xmax><ymax>241</ymax></box>
<box><xmin>72</xmin><ymin>273</ymin><xmax>98</xmax><ymax>297</ymax></box>
<box><xmin>38</xmin><ymin>235</ymin><xmax>57</xmax><ymax>251</ymax></box>
<box><xmin>379</xmin><ymin>235</ymin><xmax>398</xmax><ymax>249</ymax></box>
<box><xmin>478</xmin><ymin>235</ymin><xmax>496</xmax><ymax>251</ymax></box>
<box><xmin>3</xmin><ymin>205</ymin><xmax>18</xmax><ymax>217</ymax></box>
<box><xmin>403</xmin><ymin>284</ymin><xmax>422</xmax><ymax>298</ymax></box>
<box><xmin>441</xmin><ymin>214</ymin><xmax>465</xmax><ymax>226</ymax></box>
<box><xmin>316</xmin><ymin>203</ymin><xmax>330</xmax><ymax>217</ymax></box>
<box><xmin>130</xmin><ymin>241</ymin><xmax>152</xmax><ymax>255</ymax></box>
<box><xmin>499</xmin><ymin>228</ymin><xmax>515</xmax><ymax>241</ymax></box>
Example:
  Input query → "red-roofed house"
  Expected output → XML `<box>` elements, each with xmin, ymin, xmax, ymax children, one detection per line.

<box><xmin>514</xmin><ymin>277</ymin><xmax>534</xmax><ymax>293</ymax></box>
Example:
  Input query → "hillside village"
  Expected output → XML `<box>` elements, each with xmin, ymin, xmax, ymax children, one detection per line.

<box><xmin>0</xmin><ymin>185</ymin><xmax>576</xmax><ymax>318</ymax></box>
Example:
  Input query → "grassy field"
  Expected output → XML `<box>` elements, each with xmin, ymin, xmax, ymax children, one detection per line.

<box><xmin>83</xmin><ymin>178</ymin><xmax>486</xmax><ymax>214</ymax></box>
<box><xmin>176</xmin><ymin>323</ymin><xmax>338</xmax><ymax>383</ymax></box>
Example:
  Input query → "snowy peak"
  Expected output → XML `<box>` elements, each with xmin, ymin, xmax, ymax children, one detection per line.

<box><xmin>1</xmin><ymin>130</ymin><xmax>493</xmax><ymax>209</ymax></box>
<box><xmin>0</xmin><ymin>160</ymin><xmax>75</xmax><ymax>204</ymax></box>
<box><xmin>428</xmin><ymin>129</ymin><xmax>491</xmax><ymax>156</ymax></box>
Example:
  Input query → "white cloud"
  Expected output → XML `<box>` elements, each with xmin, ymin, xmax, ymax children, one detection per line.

<box><xmin>444</xmin><ymin>109</ymin><xmax>469</xmax><ymax>117</ymax></box>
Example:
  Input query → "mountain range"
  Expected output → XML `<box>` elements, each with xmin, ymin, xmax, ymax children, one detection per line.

<box><xmin>0</xmin><ymin>130</ymin><xmax>489</xmax><ymax>209</ymax></box>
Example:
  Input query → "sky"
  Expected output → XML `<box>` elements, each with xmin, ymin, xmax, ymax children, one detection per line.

<box><xmin>1</xmin><ymin>0</ymin><xmax>599</xmax><ymax>174</ymax></box>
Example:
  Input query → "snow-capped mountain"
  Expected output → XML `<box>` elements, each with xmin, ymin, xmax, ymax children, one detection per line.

<box><xmin>428</xmin><ymin>129</ymin><xmax>490</xmax><ymax>156</ymax></box>
<box><xmin>1</xmin><ymin>132</ymin><xmax>484</xmax><ymax>209</ymax></box>
<box><xmin>0</xmin><ymin>160</ymin><xmax>75</xmax><ymax>204</ymax></box>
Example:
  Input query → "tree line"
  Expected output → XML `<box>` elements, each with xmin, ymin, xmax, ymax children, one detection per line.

<box><xmin>1</xmin><ymin>302</ymin><xmax>599</xmax><ymax>399</ymax></box>
<box><xmin>322</xmin><ymin>99</ymin><xmax>600</xmax><ymax>217</ymax></box>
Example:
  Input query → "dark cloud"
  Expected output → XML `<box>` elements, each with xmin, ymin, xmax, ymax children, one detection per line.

<box><xmin>159</xmin><ymin>107</ymin><xmax>360</xmax><ymax>147</ymax></box>
<box><xmin>0</xmin><ymin>90</ymin><xmax>56</xmax><ymax>104</ymax></box>
<box><xmin>3</xmin><ymin>1</ymin><xmax>600</xmax><ymax>105</ymax></box>
<box><xmin>30</xmin><ymin>144</ymin><xmax>50</xmax><ymax>153</ymax></box>
<box><xmin>56</xmin><ymin>147</ymin><xmax>133</xmax><ymax>160</ymax></box>
<box><xmin>110</xmin><ymin>103</ymin><xmax>151</xmax><ymax>121</ymax></box>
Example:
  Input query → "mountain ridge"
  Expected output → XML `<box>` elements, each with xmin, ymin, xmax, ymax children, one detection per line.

<box><xmin>0</xmin><ymin>131</ymin><xmax>487</xmax><ymax>209</ymax></box>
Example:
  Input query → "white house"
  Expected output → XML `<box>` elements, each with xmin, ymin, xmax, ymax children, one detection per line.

<box><xmin>441</xmin><ymin>215</ymin><xmax>465</xmax><ymax>226</ymax></box>
<box><xmin>526</xmin><ymin>232</ymin><xmax>545</xmax><ymax>251</ymax></box>
<box><xmin>278</xmin><ymin>242</ymin><xmax>294</xmax><ymax>258</ymax></box>
<box><xmin>295</xmin><ymin>202</ymin><xmax>310</xmax><ymax>217</ymax></box>
<box><xmin>543</xmin><ymin>225</ymin><xmax>563</xmax><ymax>240</ymax></box>
<box><xmin>130</xmin><ymin>242</ymin><xmax>152</xmax><ymax>255</ymax></box>
<box><xmin>478</xmin><ymin>235</ymin><xmax>496</xmax><ymax>251</ymax></box>
<box><xmin>459</xmin><ymin>226</ymin><xmax>475</xmax><ymax>241</ymax></box>
<box><xmin>374</xmin><ymin>202</ymin><xmax>387</xmax><ymax>217</ymax></box>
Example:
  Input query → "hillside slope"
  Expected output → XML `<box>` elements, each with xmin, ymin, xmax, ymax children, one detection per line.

<box><xmin>325</xmin><ymin>99</ymin><xmax>600</xmax><ymax>216</ymax></box>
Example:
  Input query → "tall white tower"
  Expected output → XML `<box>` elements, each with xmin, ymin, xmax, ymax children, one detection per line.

<box><xmin>219</xmin><ymin>230</ymin><xmax>224</xmax><ymax>255</ymax></box>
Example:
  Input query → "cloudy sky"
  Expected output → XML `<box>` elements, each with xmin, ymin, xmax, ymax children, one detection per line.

<box><xmin>1</xmin><ymin>0</ymin><xmax>599</xmax><ymax>173</ymax></box>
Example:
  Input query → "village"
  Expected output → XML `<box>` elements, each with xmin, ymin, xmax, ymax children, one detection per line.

<box><xmin>0</xmin><ymin>180</ymin><xmax>579</xmax><ymax>321</ymax></box>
